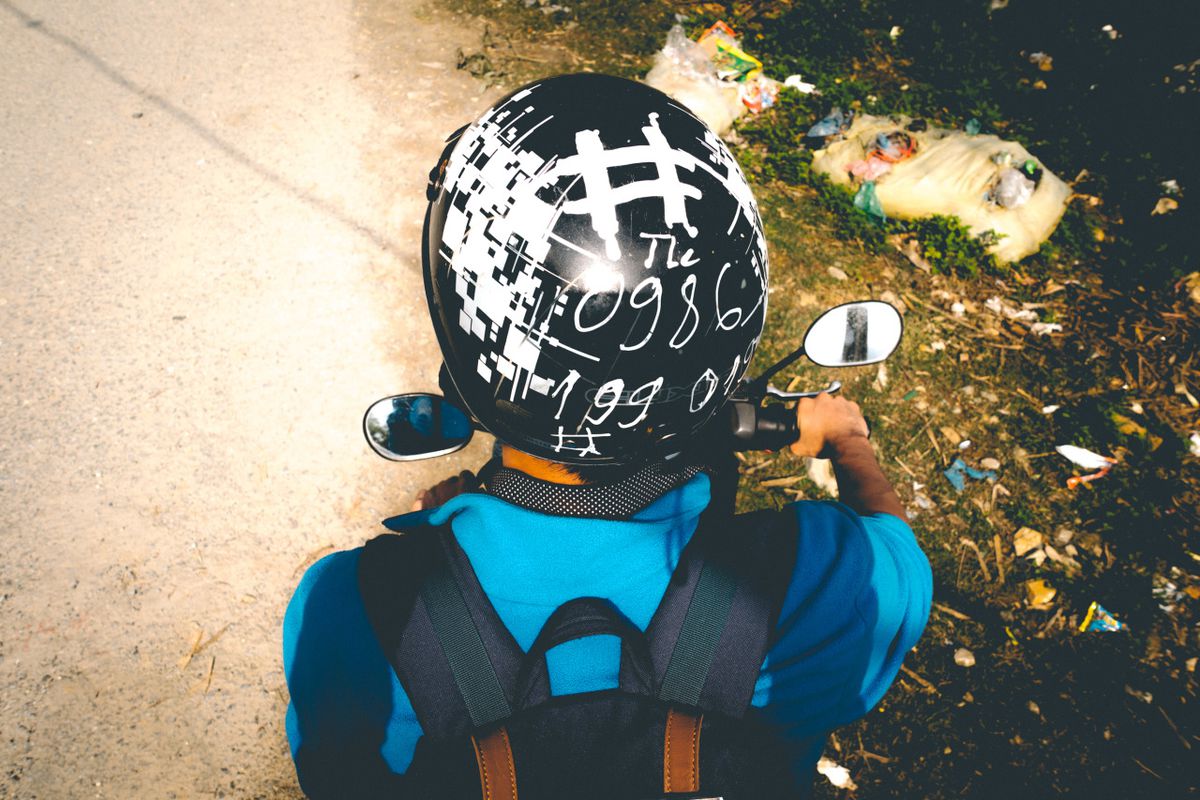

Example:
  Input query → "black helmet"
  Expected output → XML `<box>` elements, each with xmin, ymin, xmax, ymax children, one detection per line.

<box><xmin>424</xmin><ymin>74</ymin><xmax>768</xmax><ymax>465</ymax></box>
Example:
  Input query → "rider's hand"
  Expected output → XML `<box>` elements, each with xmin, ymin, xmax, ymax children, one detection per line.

<box><xmin>411</xmin><ymin>470</ymin><xmax>479</xmax><ymax>511</ymax></box>
<box><xmin>789</xmin><ymin>392</ymin><xmax>870</xmax><ymax>460</ymax></box>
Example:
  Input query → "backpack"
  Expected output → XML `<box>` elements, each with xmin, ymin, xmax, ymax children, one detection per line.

<box><xmin>355</xmin><ymin>508</ymin><xmax>801</xmax><ymax>800</ymax></box>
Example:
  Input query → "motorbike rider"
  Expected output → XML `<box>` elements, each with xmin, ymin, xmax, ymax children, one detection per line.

<box><xmin>283</xmin><ymin>74</ymin><xmax>931</xmax><ymax>798</ymax></box>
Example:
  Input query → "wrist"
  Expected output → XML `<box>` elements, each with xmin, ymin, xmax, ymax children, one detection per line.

<box><xmin>826</xmin><ymin>432</ymin><xmax>872</xmax><ymax>461</ymax></box>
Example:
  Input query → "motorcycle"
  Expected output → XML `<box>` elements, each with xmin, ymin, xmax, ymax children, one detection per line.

<box><xmin>363</xmin><ymin>299</ymin><xmax>903</xmax><ymax>463</ymax></box>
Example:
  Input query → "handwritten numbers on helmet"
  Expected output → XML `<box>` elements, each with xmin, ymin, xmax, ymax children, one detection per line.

<box><xmin>425</xmin><ymin>75</ymin><xmax>768</xmax><ymax>464</ymax></box>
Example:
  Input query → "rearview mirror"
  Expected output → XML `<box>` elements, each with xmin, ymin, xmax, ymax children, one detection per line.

<box><xmin>363</xmin><ymin>393</ymin><xmax>474</xmax><ymax>461</ymax></box>
<box><xmin>803</xmin><ymin>300</ymin><xmax>903</xmax><ymax>368</ymax></box>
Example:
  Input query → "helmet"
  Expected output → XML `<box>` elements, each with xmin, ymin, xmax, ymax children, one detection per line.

<box><xmin>423</xmin><ymin>74</ymin><xmax>767</xmax><ymax>465</ymax></box>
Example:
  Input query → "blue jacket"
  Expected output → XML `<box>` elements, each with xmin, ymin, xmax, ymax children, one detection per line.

<box><xmin>283</xmin><ymin>473</ymin><xmax>931</xmax><ymax>793</ymax></box>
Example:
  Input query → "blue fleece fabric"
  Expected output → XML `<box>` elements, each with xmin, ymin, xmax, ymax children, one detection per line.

<box><xmin>283</xmin><ymin>474</ymin><xmax>931</xmax><ymax>792</ymax></box>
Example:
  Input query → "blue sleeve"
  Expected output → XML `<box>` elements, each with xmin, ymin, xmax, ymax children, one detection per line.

<box><xmin>754</xmin><ymin>502</ymin><xmax>932</xmax><ymax>745</ymax></box>
<box><xmin>283</xmin><ymin>550</ymin><xmax>423</xmax><ymax>797</ymax></box>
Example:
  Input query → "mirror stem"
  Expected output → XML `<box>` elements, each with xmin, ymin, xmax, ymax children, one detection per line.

<box><xmin>743</xmin><ymin>345</ymin><xmax>806</xmax><ymax>398</ymax></box>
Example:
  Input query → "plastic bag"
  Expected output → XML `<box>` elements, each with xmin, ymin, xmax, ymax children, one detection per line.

<box><xmin>808</xmin><ymin>107</ymin><xmax>847</xmax><ymax>138</ymax></box>
<box><xmin>854</xmin><ymin>180</ymin><xmax>886</xmax><ymax>220</ymax></box>
<box><xmin>991</xmin><ymin>167</ymin><xmax>1036</xmax><ymax>208</ymax></box>
<box><xmin>848</xmin><ymin>156</ymin><xmax>892</xmax><ymax>181</ymax></box>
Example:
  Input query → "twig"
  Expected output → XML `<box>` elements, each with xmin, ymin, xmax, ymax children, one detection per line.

<box><xmin>177</xmin><ymin>629</ymin><xmax>204</xmax><ymax>670</ymax></box>
<box><xmin>900</xmin><ymin>665</ymin><xmax>939</xmax><ymax>694</ymax></box>
<box><xmin>1132</xmin><ymin>758</ymin><xmax>1164</xmax><ymax>781</ymax></box>
<box><xmin>992</xmin><ymin>534</ymin><xmax>1006</xmax><ymax>584</ymax></box>
<box><xmin>1158</xmin><ymin>706</ymin><xmax>1192</xmax><ymax>751</ymax></box>
<box><xmin>894</xmin><ymin>457</ymin><xmax>918</xmax><ymax>479</ymax></box>
<box><xmin>959</xmin><ymin>537</ymin><xmax>992</xmax><ymax>582</ymax></box>
<box><xmin>203</xmin><ymin>655</ymin><xmax>215</xmax><ymax>694</ymax></box>
<box><xmin>933</xmin><ymin>602</ymin><xmax>972</xmax><ymax>621</ymax></box>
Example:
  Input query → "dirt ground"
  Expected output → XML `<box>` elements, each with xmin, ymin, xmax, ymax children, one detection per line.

<box><xmin>0</xmin><ymin>1</ymin><xmax>500</xmax><ymax>796</ymax></box>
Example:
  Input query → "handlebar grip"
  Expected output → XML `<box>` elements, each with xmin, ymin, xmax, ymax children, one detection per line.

<box><xmin>727</xmin><ymin>401</ymin><xmax>798</xmax><ymax>451</ymax></box>
<box><xmin>754</xmin><ymin>404</ymin><xmax>800</xmax><ymax>451</ymax></box>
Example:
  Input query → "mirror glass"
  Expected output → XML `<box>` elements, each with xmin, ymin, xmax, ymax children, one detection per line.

<box><xmin>803</xmin><ymin>300</ymin><xmax>903</xmax><ymax>368</ymax></box>
<box><xmin>363</xmin><ymin>393</ymin><xmax>473</xmax><ymax>461</ymax></box>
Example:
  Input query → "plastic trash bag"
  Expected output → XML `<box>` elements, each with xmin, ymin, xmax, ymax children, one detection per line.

<box><xmin>811</xmin><ymin>114</ymin><xmax>1071</xmax><ymax>262</ymax></box>
<box><xmin>854</xmin><ymin>180</ymin><xmax>886</xmax><ymax>220</ymax></box>
<box><xmin>643</xmin><ymin>25</ymin><xmax>744</xmax><ymax>135</ymax></box>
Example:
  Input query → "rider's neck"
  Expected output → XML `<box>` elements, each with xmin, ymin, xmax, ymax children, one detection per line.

<box><xmin>501</xmin><ymin>445</ymin><xmax>588</xmax><ymax>486</ymax></box>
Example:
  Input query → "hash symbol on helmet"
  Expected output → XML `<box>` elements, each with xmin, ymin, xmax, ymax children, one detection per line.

<box><xmin>551</xmin><ymin>112</ymin><xmax>700</xmax><ymax>261</ymax></box>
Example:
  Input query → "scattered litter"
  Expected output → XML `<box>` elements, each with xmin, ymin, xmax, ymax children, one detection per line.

<box><xmin>1025</xmin><ymin>578</ymin><xmax>1057</xmax><ymax>609</ymax></box>
<box><xmin>958</xmin><ymin>439</ymin><xmax>972</xmax><ymax>450</ymax></box>
<box><xmin>1041</xmin><ymin>404</ymin><xmax>1061</xmax><ymax>414</ymax></box>
<box><xmin>1055</xmin><ymin>445</ymin><xmax>1117</xmax><ymax>488</ymax></box>
<box><xmin>954</xmin><ymin>648</ymin><xmax>976</xmax><ymax>667</ymax></box>
<box><xmin>644</xmin><ymin>24</ymin><xmax>748</xmax><ymax>135</ymax></box>
<box><xmin>1081</xmin><ymin>602</ymin><xmax>1126</xmax><ymax>632</ymax></box>
<box><xmin>989</xmin><ymin>167</ymin><xmax>1036</xmax><ymax>209</ymax></box>
<box><xmin>903</xmin><ymin>389</ymin><xmax>920</xmax><ymax>401</ymax></box>
<box><xmin>1029</xmin><ymin>322</ymin><xmax>1063</xmax><ymax>336</ymax></box>
<box><xmin>951</xmin><ymin>302</ymin><xmax>966</xmax><ymax>317</ymax></box>
<box><xmin>817</xmin><ymin>757</ymin><xmax>858</xmax><ymax>791</ymax></box>
<box><xmin>1129</xmin><ymin>402</ymin><xmax>1144</xmax><ymax>414</ymax></box>
<box><xmin>1013</xmin><ymin>526</ymin><xmax>1045</xmax><ymax>557</ymax></box>
<box><xmin>1152</xmin><ymin>573</ymin><xmax>1186</xmax><ymax>613</ymax></box>
<box><xmin>930</xmin><ymin>340</ymin><xmax>946</xmax><ymax>352</ymax></box>
<box><xmin>980</xmin><ymin>457</ymin><xmax>1001</xmax><ymax>470</ymax></box>
<box><xmin>874</xmin><ymin>362</ymin><xmax>889</xmax><ymax>390</ymax></box>
<box><xmin>888</xmin><ymin>25</ymin><xmax>902</xmax><ymax>41</ymax></box>
<box><xmin>1152</xmin><ymin>197</ymin><xmax>1179</xmax><ymax>216</ymax></box>
<box><xmin>985</xmin><ymin>296</ymin><xmax>1040</xmax><ymax>322</ymax></box>
<box><xmin>853</xmin><ymin>180</ymin><xmax>886</xmax><ymax>220</ymax></box>
<box><xmin>1162</xmin><ymin>178</ymin><xmax>1180</xmax><ymax>194</ymax></box>
<box><xmin>965</xmin><ymin>118</ymin><xmax>981</xmax><ymax>136</ymax></box>
<box><xmin>1190</xmin><ymin>432</ymin><xmax>1200</xmax><ymax>457</ymax></box>
<box><xmin>943</xmin><ymin>457</ymin><xmax>998</xmax><ymax>492</ymax></box>
<box><xmin>807</xmin><ymin>106</ymin><xmax>850</xmax><ymax>138</ymax></box>
<box><xmin>807</xmin><ymin>457</ymin><xmax>839</xmax><ymax>497</ymax></box>
<box><xmin>783</xmin><ymin>74</ymin><xmax>817</xmax><ymax>94</ymax></box>
<box><xmin>1101</xmin><ymin>23</ymin><xmax>1119</xmax><ymax>39</ymax></box>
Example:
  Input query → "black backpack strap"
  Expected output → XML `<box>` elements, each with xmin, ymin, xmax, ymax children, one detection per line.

<box><xmin>512</xmin><ymin>597</ymin><xmax>655</xmax><ymax>710</ymax></box>
<box><xmin>646</xmin><ymin>508</ymin><xmax>798</xmax><ymax>717</ymax></box>
<box><xmin>358</xmin><ymin>524</ymin><xmax>524</xmax><ymax>739</ymax></box>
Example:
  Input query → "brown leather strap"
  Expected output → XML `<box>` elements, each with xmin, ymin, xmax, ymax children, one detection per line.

<box><xmin>471</xmin><ymin>726</ymin><xmax>518</xmax><ymax>800</ymax></box>
<box><xmin>663</xmin><ymin>707</ymin><xmax>703</xmax><ymax>793</ymax></box>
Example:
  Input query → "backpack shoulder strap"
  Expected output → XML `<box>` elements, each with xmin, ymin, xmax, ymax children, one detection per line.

<box><xmin>646</xmin><ymin>508</ymin><xmax>798</xmax><ymax>717</ymax></box>
<box><xmin>358</xmin><ymin>524</ymin><xmax>523</xmax><ymax>740</ymax></box>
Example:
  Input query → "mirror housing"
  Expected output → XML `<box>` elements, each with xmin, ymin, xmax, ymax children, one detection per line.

<box><xmin>802</xmin><ymin>300</ymin><xmax>903</xmax><ymax>368</ymax></box>
<box><xmin>363</xmin><ymin>393</ymin><xmax>474</xmax><ymax>461</ymax></box>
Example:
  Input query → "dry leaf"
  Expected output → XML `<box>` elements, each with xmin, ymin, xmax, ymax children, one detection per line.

<box><xmin>940</xmin><ymin>426</ymin><xmax>963</xmax><ymax>445</ymax></box>
<box><xmin>1013</xmin><ymin>527</ymin><xmax>1045</xmax><ymax>557</ymax></box>
<box><xmin>1025</xmin><ymin>578</ymin><xmax>1057</xmax><ymax>609</ymax></box>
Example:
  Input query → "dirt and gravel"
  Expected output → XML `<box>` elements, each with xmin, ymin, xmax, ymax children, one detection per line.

<box><xmin>0</xmin><ymin>1</ymin><xmax>499</xmax><ymax>796</ymax></box>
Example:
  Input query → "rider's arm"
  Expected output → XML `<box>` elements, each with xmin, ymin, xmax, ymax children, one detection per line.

<box><xmin>790</xmin><ymin>392</ymin><xmax>907</xmax><ymax>521</ymax></box>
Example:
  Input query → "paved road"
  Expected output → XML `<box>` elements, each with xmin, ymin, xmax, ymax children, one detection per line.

<box><xmin>0</xmin><ymin>0</ymin><xmax>498</xmax><ymax>795</ymax></box>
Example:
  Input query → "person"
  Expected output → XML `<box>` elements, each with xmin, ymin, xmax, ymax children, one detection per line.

<box><xmin>283</xmin><ymin>74</ymin><xmax>931</xmax><ymax>798</ymax></box>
